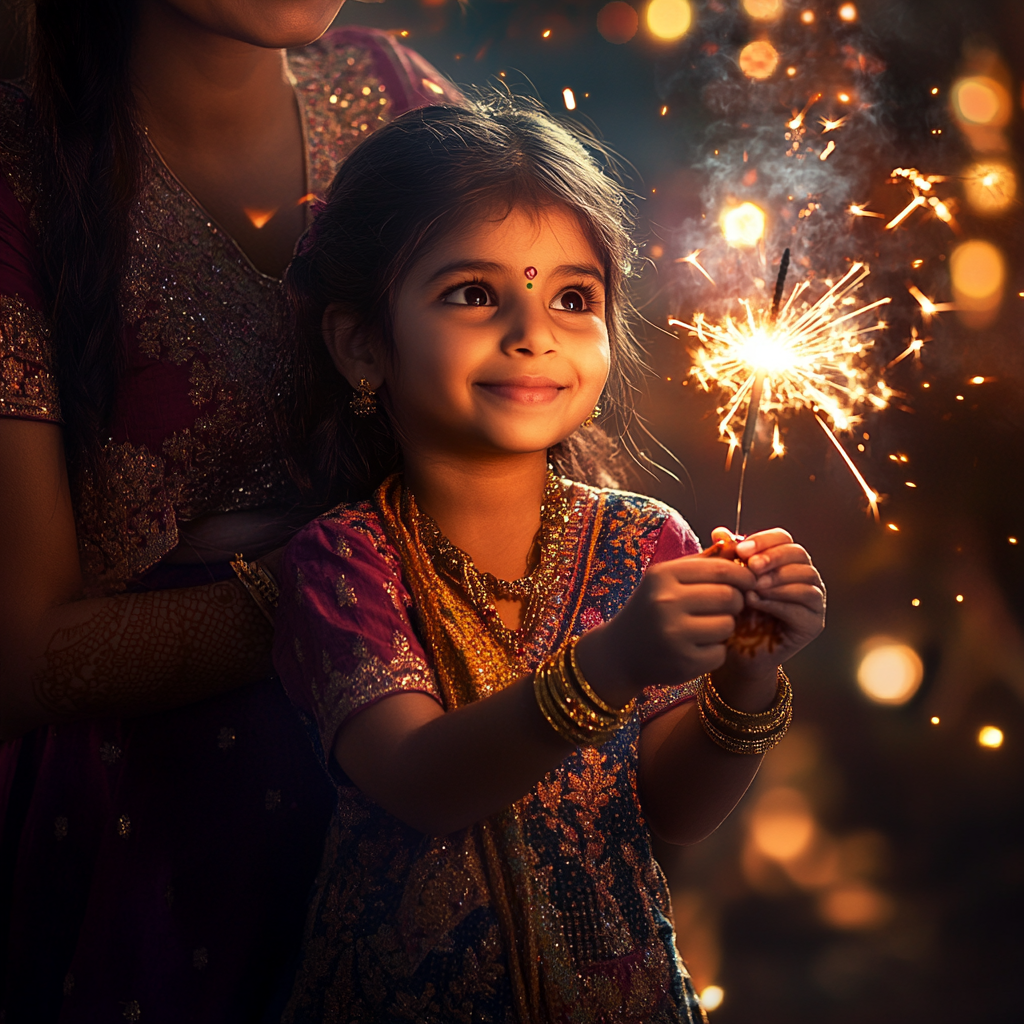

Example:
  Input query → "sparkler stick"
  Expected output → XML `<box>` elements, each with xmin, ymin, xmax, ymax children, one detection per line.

<box><xmin>734</xmin><ymin>248</ymin><xmax>791</xmax><ymax>534</ymax></box>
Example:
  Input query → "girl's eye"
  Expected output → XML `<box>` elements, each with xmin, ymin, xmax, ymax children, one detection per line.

<box><xmin>551</xmin><ymin>288</ymin><xmax>591</xmax><ymax>312</ymax></box>
<box><xmin>444</xmin><ymin>284</ymin><xmax>495</xmax><ymax>307</ymax></box>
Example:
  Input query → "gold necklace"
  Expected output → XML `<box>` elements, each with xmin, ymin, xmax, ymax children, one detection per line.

<box><xmin>413</xmin><ymin>469</ymin><xmax>572</xmax><ymax>633</ymax></box>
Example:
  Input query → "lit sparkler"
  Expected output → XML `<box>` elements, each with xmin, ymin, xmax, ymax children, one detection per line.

<box><xmin>671</xmin><ymin>259</ymin><xmax>891</xmax><ymax>526</ymax></box>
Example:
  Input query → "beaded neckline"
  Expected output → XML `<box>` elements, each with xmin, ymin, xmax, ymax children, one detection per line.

<box><xmin>412</xmin><ymin>469</ymin><xmax>572</xmax><ymax>636</ymax></box>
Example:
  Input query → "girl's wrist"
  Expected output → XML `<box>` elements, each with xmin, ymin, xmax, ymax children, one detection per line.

<box><xmin>573</xmin><ymin>626</ymin><xmax>642</xmax><ymax>711</ymax></box>
<box><xmin>710</xmin><ymin>662</ymin><xmax>780</xmax><ymax>714</ymax></box>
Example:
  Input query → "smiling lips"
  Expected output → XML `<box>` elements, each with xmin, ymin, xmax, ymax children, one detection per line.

<box><xmin>476</xmin><ymin>376</ymin><xmax>567</xmax><ymax>404</ymax></box>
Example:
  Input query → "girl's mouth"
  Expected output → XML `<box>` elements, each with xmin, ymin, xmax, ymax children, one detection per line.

<box><xmin>475</xmin><ymin>376</ymin><xmax>567</xmax><ymax>405</ymax></box>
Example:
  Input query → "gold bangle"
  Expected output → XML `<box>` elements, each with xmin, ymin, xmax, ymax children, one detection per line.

<box><xmin>532</xmin><ymin>643</ymin><xmax>632</xmax><ymax>748</ymax></box>
<box><xmin>696</xmin><ymin>668</ymin><xmax>793</xmax><ymax>755</ymax></box>
<box><xmin>568</xmin><ymin>638</ymin><xmax>636</xmax><ymax>718</ymax></box>
<box><xmin>230</xmin><ymin>553</ymin><xmax>280</xmax><ymax>625</ymax></box>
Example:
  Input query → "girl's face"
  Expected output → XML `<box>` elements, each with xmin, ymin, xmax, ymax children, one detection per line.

<box><xmin>385</xmin><ymin>206</ymin><xmax>612</xmax><ymax>461</ymax></box>
<box><xmin>152</xmin><ymin>1</ymin><xmax>378</xmax><ymax>49</ymax></box>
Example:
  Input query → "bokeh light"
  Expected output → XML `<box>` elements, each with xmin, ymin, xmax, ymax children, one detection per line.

<box><xmin>700</xmin><ymin>985</ymin><xmax>725</xmax><ymax>1011</ymax></box>
<box><xmin>596</xmin><ymin>2</ymin><xmax>639</xmax><ymax>44</ymax></box>
<box><xmin>978</xmin><ymin>725</ymin><xmax>1004</xmax><ymax>749</ymax></box>
<box><xmin>950</xmin><ymin>239</ymin><xmax>1005</xmax><ymax>327</ymax></box>
<box><xmin>739</xmin><ymin>39</ymin><xmax>780</xmax><ymax>80</ymax></box>
<box><xmin>963</xmin><ymin>161</ymin><xmax>1017</xmax><ymax>214</ymax></box>
<box><xmin>818</xmin><ymin>882</ymin><xmax>893</xmax><ymax>929</ymax></box>
<box><xmin>646</xmin><ymin>0</ymin><xmax>693</xmax><ymax>42</ymax></box>
<box><xmin>800</xmin><ymin>9</ymin><xmax>815</xmax><ymax>24</ymax></box>
<box><xmin>951</xmin><ymin>76</ymin><xmax>1011</xmax><ymax>127</ymax></box>
<box><xmin>742</xmin><ymin>0</ymin><xmax>782</xmax><ymax>21</ymax></box>
<box><xmin>856</xmin><ymin>641</ymin><xmax>924</xmax><ymax>705</ymax></box>
<box><xmin>750</xmin><ymin>787</ymin><xmax>815</xmax><ymax>861</ymax></box>
<box><xmin>721</xmin><ymin>201</ymin><xmax>766</xmax><ymax>247</ymax></box>
<box><xmin>562</xmin><ymin>87</ymin><xmax>576</xmax><ymax>111</ymax></box>
<box><xmin>838</xmin><ymin>3</ymin><xmax>858</xmax><ymax>21</ymax></box>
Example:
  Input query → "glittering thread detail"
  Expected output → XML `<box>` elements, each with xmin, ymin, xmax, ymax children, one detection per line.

<box><xmin>0</xmin><ymin>296</ymin><xmax>61</xmax><ymax>421</ymax></box>
<box><xmin>313</xmin><ymin>631</ymin><xmax>434</xmax><ymax>758</ymax></box>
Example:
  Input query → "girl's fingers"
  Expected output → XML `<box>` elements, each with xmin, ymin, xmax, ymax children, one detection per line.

<box><xmin>664</xmin><ymin>557</ymin><xmax>756</xmax><ymax>590</ymax></box>
<box><xmin>747</xmin><ymin>585</ymin><xmax>825</xmax><ymax>616</ymax></box>
<box><xmin>734</xmin><ymin>527</ymin><xmax>793</xmax><ymax>561</ymax></box>
<box><xmin>755</xmin><ymin>563</ymin><xmax>824</xmax><ymax>591</ymax></box>
<box><xmin>674</xmin><ymin>584</ymin><xmax>746</xmax><ymax>615</ymax></box>
<box><xmin>747</xmin><ymin>542</ymin><xmax>813</xmax><ymax>576</ymax></box>
<box><xmin>679</xmin><ymin>614</ymin><xmax>737</xmax><ymax>646</ymax></box>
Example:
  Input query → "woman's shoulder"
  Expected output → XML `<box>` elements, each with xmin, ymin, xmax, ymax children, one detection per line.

<box><xmin>290</xmin><ymin>26</ymin><xmax>457</xmax><ymax>111</ymax></box>
<box><xmin>569</xmin><ymin>481</ymin><xmax>701</xmax><ymax>560</ymax></box>
<box><xmin>287</xmin><ymin>27</ymin><xmax>458</xmax><ymax>196</ymax></box>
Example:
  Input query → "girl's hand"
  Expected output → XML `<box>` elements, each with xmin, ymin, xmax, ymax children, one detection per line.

<box><xmin>724</xmin><ymin>526</ymin><xmax>826</xmax><ymax>680</ymax></box>
<box><xmin>575</xmin><ymin>551</ymin><xmax>757</xmax><ymax>708</ymax></box>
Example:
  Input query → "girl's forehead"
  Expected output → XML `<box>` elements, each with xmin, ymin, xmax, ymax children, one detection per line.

<box><xmin>421</xmin><ymin>205</ymin><xmax>601</xmax><ymax>271</ymax></box>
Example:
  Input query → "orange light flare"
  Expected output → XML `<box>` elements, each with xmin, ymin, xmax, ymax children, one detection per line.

<box><xmin>674</xmin><ymin>249</ymin><xmax>716</xmax><ymax>285</ymax></box>
<box><xmin>907</xmin><ymin>284</ymin><xmax>955</xmax><ymax>321</ymax></box>
<box><xmin>788</xmin><ymin>93</ymin><xmax>823</xmax><ymax>131</ymax></box>
<box><xmin>849</xmin><ymin>203</ymin><xmax>886</xmax><ymax>220</ymax></box>
<box><xmin>243</xmin><ymin>208</ymin><xmax>277</xmax><ymax>229</ymax></box>
<box><xmin>820</xmin><ymin>140</ymin><xmax>836</xmax><ymax>161</ymax></box>
<box><xmin>887</xmin><ymin>326</ymin><xmax>931</xmax><ymax>368</ymax></box>
<box><xmin>814</xmin><ymin>414</ymin><xmax>880</xmax><ymax>518</ymax></box>
<box><xmin>819</xmin><ymin>115</ymin><xmax>849</xmax><ymax>133</ymax></box>
<box><xmin>671</xmin><ymin>264</ymin><xmax>892</xmax><ymax>511</ymax></box>
<box><xmin>885</xmin><ymin>195</ymin><xmax>927</xmax><ymax>230</ymax></box>
<box><xmin>885</xmin><ymin>168</ymin><xmax>955</xmax><ymax>231</ymax></box>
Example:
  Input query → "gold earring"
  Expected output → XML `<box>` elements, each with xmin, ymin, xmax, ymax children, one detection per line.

<box><xmin>350</xmin><ymin>378</ymin><xmax>377</xmax><ymax>417</ymax></box>
<box><xmin>580</xmin><ymin>403</ymin><xmax>602</xmax><ymax>429</ymax></box>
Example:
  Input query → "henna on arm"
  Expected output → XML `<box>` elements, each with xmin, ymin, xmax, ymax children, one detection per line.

<box><xmin>30</xmin><ymin>580</ymin><xmax>273</xmax><ymax>721</ymax></box>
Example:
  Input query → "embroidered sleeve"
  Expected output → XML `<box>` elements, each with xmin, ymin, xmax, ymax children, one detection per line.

<box><xmin>0</xmin><ymin>173</ymin><xmax>60</xmax><ymax>423</ymax></box>
<box><xmin>636</xmin><ymin>509</ymin><xmax>703</xmax><ymax>724</ymax></box>
<box><xmin>273</xmin><ymin>507</ymin><xmax>441</xmax><ymax>761</ymax></box>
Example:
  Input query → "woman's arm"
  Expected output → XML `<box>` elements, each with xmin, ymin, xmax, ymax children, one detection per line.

<box><xmin>0</xmin><ymin>418</ymin><xmax>272</xmax><ymax>739</ymax></box>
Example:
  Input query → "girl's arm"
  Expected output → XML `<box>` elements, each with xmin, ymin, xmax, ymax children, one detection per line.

<box><xmin>637</xmin><ymin>529</ymin><xmax>827</xmax><ymax>845</ymax></box>
<box><xmin>332</xmin><ymin>553</ymin><xmax>757</xmax><ymax>837</ymax></box>
<box><xmin>0</xmin><ymin>418</ymin><xmax>273</xmax><ymax>739</ymax></box>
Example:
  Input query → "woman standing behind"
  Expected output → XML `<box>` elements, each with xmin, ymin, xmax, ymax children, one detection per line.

<box><xmin>0</xmin><ymin>1</ymin><xmax>456</xmax><ymax>1020</ymax></box>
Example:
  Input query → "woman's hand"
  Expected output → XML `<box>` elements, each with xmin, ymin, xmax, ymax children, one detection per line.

<box><xmin>574</xmin><ymin>551</ymin><xmax>757</xmax><ymax>710</ymax></box>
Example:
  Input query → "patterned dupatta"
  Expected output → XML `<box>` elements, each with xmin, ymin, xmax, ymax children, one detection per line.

<box><xmin>375</xmin><ymin>472</ymin><xmax>586</xmax><ymax>1024</ymax></box>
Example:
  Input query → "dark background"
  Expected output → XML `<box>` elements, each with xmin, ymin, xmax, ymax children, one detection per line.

<box><xmin>3</xmin><ymin>2</ymin><xmax>1023</xmax><ymax>1021</ymax></box>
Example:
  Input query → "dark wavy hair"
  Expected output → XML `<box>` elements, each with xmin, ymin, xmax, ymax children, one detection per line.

<box><xmin>286</xmin><ymin>96</ymin><xmax>646</xmax><ymax>503</ymax></box>
<box><xmin>22</xmin><ymin>0</ymin><xmax>142</xmax><ymax>475</ymax></box>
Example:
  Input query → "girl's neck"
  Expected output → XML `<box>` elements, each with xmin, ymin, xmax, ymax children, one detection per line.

<box><xmin>404</xmin><ymin>452</ymin><xmax>550</xmax><ymax>585</ymax></box>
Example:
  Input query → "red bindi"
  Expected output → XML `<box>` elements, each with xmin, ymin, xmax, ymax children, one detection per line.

<box><xmin>524</xmin><ymin>267</ymin><xmax>538</xmax><ymax>279</ymax></box>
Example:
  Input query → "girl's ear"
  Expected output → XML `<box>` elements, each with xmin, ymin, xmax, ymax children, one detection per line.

<box><xmin>322</xmin><ymin>304</ymin><xmax>385</xmax><ymax>390</ymax></box>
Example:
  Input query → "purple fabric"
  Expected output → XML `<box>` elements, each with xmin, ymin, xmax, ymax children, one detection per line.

<box><xmin>0</xmin><ymin>28</ymin><xmax>460</xmax><ymax>1024</ymax></box>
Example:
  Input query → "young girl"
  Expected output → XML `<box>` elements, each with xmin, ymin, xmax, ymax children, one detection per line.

<box><xmin>276</xmin><ymin>98</ymin><xmax>826</xmax><ymax>1024</ymax></box>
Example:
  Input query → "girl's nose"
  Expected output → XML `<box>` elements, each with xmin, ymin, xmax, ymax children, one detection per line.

<box><xmin>501</xmin><ymin>299</ymin><xmax>557</xmax><ymax>356</ymax></box>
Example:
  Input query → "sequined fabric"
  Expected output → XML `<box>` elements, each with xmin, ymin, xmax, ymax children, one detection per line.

<box><xmin>0</xmin><ymin>28</ymin><xmax>460</xmax><ymax>594</ymax></box>
<box><xmin>275</xmin><ymin>482</ymin><xmax>709</xmax><ymax>1024</ymax></box>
